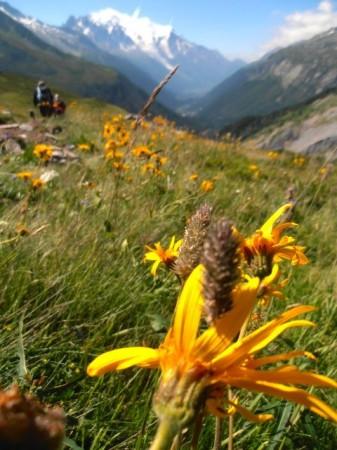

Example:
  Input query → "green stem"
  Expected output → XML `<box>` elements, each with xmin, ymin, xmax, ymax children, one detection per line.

<box><xmin>150</xmin><ymin>419</ymin><xmax>179</xmax><ymax>450</ymax></box>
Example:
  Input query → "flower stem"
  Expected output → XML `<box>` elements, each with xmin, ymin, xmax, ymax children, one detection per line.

<box><xmin>191</xmin><ymin>410</ymin><xmax>204</xmax><ymax>449</ymax></box>
<box><xmin>150</xmin><ymin>419</ymin><xmax>179</xmax><ymax>450</ymax></box>
<box><xmin>170</xmin><ymin>433</ymin><xmax>182</xmax><ymax>450</ymax></box>
<box><xmin>213</xmin><ymin>417</ymin><xmax>223</xmax><ymax>450</ymax></box>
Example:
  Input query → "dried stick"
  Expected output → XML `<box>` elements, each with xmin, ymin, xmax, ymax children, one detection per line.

<box><xmin>136</xmin><ymin>65</ymin><xmax>179</xmax><ymax>127</ymax></box>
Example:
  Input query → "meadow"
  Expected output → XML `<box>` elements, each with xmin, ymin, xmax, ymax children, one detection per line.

<box><xmin>0</xmin><ymin>84</ymin><xmax>337</xmax><ymax>449</ymax></box>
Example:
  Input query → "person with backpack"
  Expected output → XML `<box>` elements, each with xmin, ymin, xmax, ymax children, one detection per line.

<box><xmin>52</xmin><ymin>93</ymin><xmax>66</xmax><ymax>116</ymax></box>
<box><xmin>33</xmin><ymin>81</ymin><xmax>53</xmax><ymax>117</ymax></box>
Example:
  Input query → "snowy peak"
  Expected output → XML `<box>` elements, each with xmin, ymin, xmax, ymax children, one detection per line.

<box><xmin>89</xmin><ymin>8</ymin><xmax>173</xmax><ymax>48</ymax></box>
<box><xmin>67</xmin><ymin>8</ymin><xmax>176</xmax><ymax>69</ymax></box>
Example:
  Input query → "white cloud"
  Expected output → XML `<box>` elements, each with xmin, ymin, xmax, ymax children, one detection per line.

<box><xmin>262</xmin><ymin>1</ymin><xmax>337</xmax><ymax>55</ymax></box>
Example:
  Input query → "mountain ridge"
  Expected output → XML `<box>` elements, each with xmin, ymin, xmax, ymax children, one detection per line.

<box><xmin>197</xmin><ymin>26</ymin><xmax>337</xmax><ymax>129</ymax></box>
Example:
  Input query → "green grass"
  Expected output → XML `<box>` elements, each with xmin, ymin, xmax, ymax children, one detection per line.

<box><xmin>0</xmin><ymin>81</ymin><xmax>337</xmax><ymax>449</ymax></box>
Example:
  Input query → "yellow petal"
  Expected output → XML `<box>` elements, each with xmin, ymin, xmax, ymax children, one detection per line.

<box><xmin>227</xmin><ymin>366</ymin><xmax>337</xmax><ymax>389</ymax></box>
<box><xmin>212</xmin><ymin>306</ymin><xmax>315</xmax><ymax>372</ymax></box>
<box><xmin>229</xmin><ymin>379</ymin><xmax>337</xmax><ymax>422</ymax></box>
<box><xmin>87</xmin><ymin>347</ymin><xmax>160</xmax><ymax>377</ymax></box>
<box><xmin>193</xmin><ymin>277</ymin><xmax>260</xmax><ymax>361</ymax></box>
<box><xmin>144</xmin><ymin>252</ymin><xmax>160</xmax><ymax>261</ymax></box>
<box><xmin>247</xmin><ymin>351</ymin><xmax>316</xmax><ymax>368</ymax></box>
<box><xmin>215</xmin><ymin>276</ymin><xmax>260</xmax><ymax>341</ymax></box>
<box><xmin>227</xmin><ymin>400</ymin><xmax>274</xmax><ymax>423</ymax></box>
<box><xmin>262</xmin><ymin>264</ymin><xmax>280</xmax><ymax>287</ymax></box>
<box><xmin>173</xmin><ymin>264</ymin><xmax>204</xmax><ymax>355</ymax></box>
<box><xmin>260</xmin><ymin>204</ymin><xmax>292</xmax><ymax>237</ymax></box>
<box><xmin>151</xmin><ymin>260</ymin><xmax>161</xmax><ymax>276</ymax></box>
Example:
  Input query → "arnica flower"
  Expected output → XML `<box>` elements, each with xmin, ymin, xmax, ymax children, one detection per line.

<box><xmin>77</xmin><ymin>143</ymin><xmax>91</xmax><ymax>152</ymax></box>
<box><xmin>87</xmin><ymin>266</ymin><xmax>337</xmax><ymax>447</ymax></box>
<box><xmin>141</xmin><ymin>163</ymin><xmax>164</xmax><ymax>177</ymax></box>
<box><xmin>267</xmin><ymin>151</ymin><xmax>280</xmax><ymax>160</ymax></box>
<box><xmin>33</xmin><ymin>144</ymin><xmax>53</xmax><ymax>162</ymax></box>
<box><xmin>31</xmin><ymin>178</ymin><xmax>45</xmax><ymax>190</ymax></box>
<box><xmin>249</xmin><ymin>164</ymin><xmax>260</xmax><ymax>178</ymax></box>
<box><xmin>293</xmin><ymin>156</ymin><xmax>306</xmax><ymax>167</ymax></box>
<box><xmin>201</xmin><ymin>180</ymin><xmax>215</xmax><ymax>192</ymax></box>
<box><xmin>189</xmin><ymin>174</ymin><xmax>199</xmax><ymax>182</ymax></box>
<box><xmin>242</xmin><ymin>204</ymin><xmax>309</xmax><ymax>277</ymax></box>
<box><xmin>144</xmin><ymin>236</ymin><xmax>182</xmax><ymax>276</ymax></box>
<box><xmin>132</xmin><ymin>145</ymin><xmax>153</xmax><ymax>158</ymax></box>
<box><xmin>103</xmin><ymin>123</ymin><xmax>115</xmax><ymax>139</ymax></box>
<box><xmin>116</xmin><ymin>130</ymin><xmax>130</xmax><ymax>147</ymax></box>
<box><xmin>16</xmin><ymin>172</ymin><xmax>33</xmax><ymax>181</ymax></box>
<box><xmin>112</xmin><ymin>162</ymin><xmax>129</xmax><ymax>172</ymax></box>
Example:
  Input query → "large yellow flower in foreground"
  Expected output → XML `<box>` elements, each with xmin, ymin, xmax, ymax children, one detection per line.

<box><xmin>144</xmin><ymin>236</ymin><xmax>182</xmax><ymax>276</ymax></box>
<box><xmin>88</xmin><ymin>266</ymin><xmax>337</xmax><ymax>425</ymax></box>
<box><xmin>242</xmin><ymin>204</ymin><xmax>309</xmax><ymax>269</ymax></box>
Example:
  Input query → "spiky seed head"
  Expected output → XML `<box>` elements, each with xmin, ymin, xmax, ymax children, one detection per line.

<box><xmin>174</xmin><ymin>204</ymin><xmax>212</xmax><ymax>280</ymax></box>
<box><xmin>202</xmin><ymin>219</ymin><xmax>241</xmax><ymax>324</ymax></box>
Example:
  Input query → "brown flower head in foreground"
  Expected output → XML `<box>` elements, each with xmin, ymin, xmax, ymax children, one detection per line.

<box><xmin>174</xmin><ymin>204</ymin><xmax>212</xmax><ymax>281</ymax></box>
<box><xmin>0</xmin><ymin>385</ymin><xmax>65</xmax><ymax>450</ymax></box>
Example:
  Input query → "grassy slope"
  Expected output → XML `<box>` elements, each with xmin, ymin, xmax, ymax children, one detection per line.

<box><xmin>0</xmin><ymin>75</ymin><xmax>337</xmax><ymax>450</ymax></box>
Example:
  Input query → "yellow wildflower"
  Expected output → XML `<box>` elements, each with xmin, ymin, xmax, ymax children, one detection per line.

<box><xmin>144</xmin><ymin>236</ymin><xmax>182</xmax><ymax>276</ymax></box>
<box><xmin>201</xmin><ymin>180</ymin><xmax>214</xmax><ymax>192</ymax></box>
<box><xmin>242</xmin><ymin>204</ymin><xmax>309</xmax><ymax>274</ymax></box>
<box><xmin>31</xmin><ymin>178</ymin><xmax>45</xmax><ymax>190</ymax></box>
<box><xmin>103</xmin><ymin>123</ymin><xmax>115</xmax><ymax>139</ymax></box>
<box><xmin>77</xmin><ymin>143</ymin><xmax>91</xmax><ymax>152</ymax></box>
<box><xmin>16</xmin><ymin>172</ymin><xmax>33</xmax><ymax>181</ymax></box>
<box><xmin>249</xmin><ymin>164</ymin><xmax>260</xmax><ymax>178</ymax></box>
<box><xmin>189</xmin><ymin>173</ymin><xmax>199</xmax><ymax>182</ymax></box>
<box><xmin>33</xmin><ymin>144</ymin><xmax>53</xmax><ymax>162</ymax></box>
<box><xmin>141</xmin><ymin>163</ymin><xmax>164</xmax><ymax>177</ymax></box>
<box><xmin>293</xmin><ymin>156</ymin><xmax>306</xmax><ymax>167</ymax></box>
<box><xmin>112</xmin><ymin>162</ymin><xmax>129</xmax><ymax>172</ymax></box>
<box><xmin>267</xmin><ymin>151</ymin><xmax>279</xmax><ymax>160</ymax></box>
<box><xmin>132</xmin><ymin>145</ymin><xmax>153</xmax><ymax>158</ymax></box>
<box><xmin>88</xmin><ymin>266</ymin><xmax>337</xmax><ymax>431</ymax></box>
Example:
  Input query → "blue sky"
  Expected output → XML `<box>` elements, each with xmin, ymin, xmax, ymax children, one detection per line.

<box><xmin>6</xmin><ymin>0</ymin><xmax>337</xmax><ymax>59</ymax></box>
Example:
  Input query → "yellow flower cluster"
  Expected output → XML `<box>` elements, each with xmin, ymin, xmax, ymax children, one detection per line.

<box><xmin>88</xmin><ymin>203</ymin><xmax>337</xmax><ymax>449</ymax></box>
<box><xmin>16</xmin><ymin>171</ymin><xmax>45</xmax><ymax>190</ymax></box>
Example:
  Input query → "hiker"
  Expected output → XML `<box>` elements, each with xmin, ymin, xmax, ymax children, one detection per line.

<box><xmin>33</xmin><ymin>80</ymin><xmax>53</xmax><ymax>117</ymax></box>
<box><xmin>52</xmin><ymin>94</ymin><xmax>66</xmax><ymax>116</ymax></box>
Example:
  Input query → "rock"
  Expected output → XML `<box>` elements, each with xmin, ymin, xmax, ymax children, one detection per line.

<box><xmin>263</xmin><ymin>127</ymin><xmax>300</xmax><ymax>150</ymax></box>
<box><xmin>305</xmin><ymin>136</ymin><xmax>337</xmax><ymax>154</ymax></box>
<box><xmin>51</xmin><ymin>146</ymin><xmax>79</xmax><ymax>164</ymax></box>
<box><xmin>19</xmin><ymin>123</ymin><xmax>34</xmax><ymax>132</ymax></box>
<box><xmin>0</xmin><ymin>139</ymin><xmax>23</xmax><ymax>155</ymax></box>
<box><xmin>40</xmin><ymin>170</ymin><xmax>59</xmax><ymax>183</ymax></box>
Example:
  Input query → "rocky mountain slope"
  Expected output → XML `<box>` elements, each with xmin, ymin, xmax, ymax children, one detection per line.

<box><xmin>223</xmin><ymin>87</ymin><xmax>337</xmax><ymax>157</ymax></box>
<box><xmin>197</xmin><ymin>28</ymin><xmax>337</xmax><ymax>129</ymax></box>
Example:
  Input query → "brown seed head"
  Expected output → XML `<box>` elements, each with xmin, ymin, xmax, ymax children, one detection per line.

<box><xmin>174</xmin><ymin>204</ymin><xmax>212</xmax><ymax>280</ymax></box>
<box><xmin>202</xmin><ymin>219</ymin><xmax>241</xmax><ymax>324</ymax></box>
<box><xmin>0</xmin><ymin>385</ymin><xmax>65</xmax><ymax>450</ymax></box>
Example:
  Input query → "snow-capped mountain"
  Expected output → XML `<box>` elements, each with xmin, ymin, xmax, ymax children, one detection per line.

<box><xmin>0</xmin><ymin>1</ymin><xmax>245</xmax><ymax>105</ymax></box>
<box><xmin>64</xmin><ymin>8</ymin><xmax>245</xmax><ymax>97</ymax></box>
